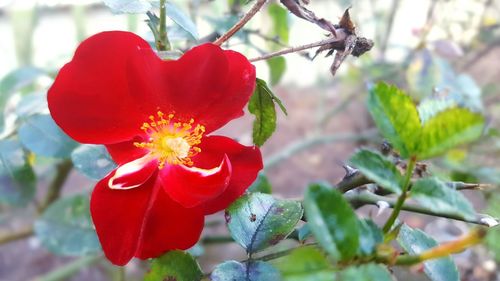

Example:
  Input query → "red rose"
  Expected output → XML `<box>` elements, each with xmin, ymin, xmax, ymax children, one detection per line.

<box><xmin>48</xmin><ymin>31</ymin><xmax>262</xmax><ymax>265</ymax></box>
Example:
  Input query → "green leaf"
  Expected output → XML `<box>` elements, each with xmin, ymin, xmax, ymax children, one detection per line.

<box><xmin>103</xmin><ymin>0</ymin><xmax>156</xmax><ymax>14</ymax></box>
<box><xmin>349</xmin><ymin>149</ymin><xmax>403</xmax><ymax>194</ymax></box>
<box><xmin>71</xmin><ymin>145</ymin><xmax>117</xmax><ymax>180</ymax></box>
<box><xmin>417</xmin><ymin>108</ymin><xmax>484</xmax><ymax>159</ymax></box>
<box><xmin>485</xmin><ymin>193</ymin><xmax>500</xmax><ymax>261</ymax></box>
<box><xmin>367</xmin><ymin>82</ymin><xmax>421</xmax><ymax>158</ymax></box>
<box><xmin>337</xmin><ymin>264</ymin><xmax>393</xmax><ymax>281</ymax></box>
<box><xmin>211</xmin><ymin>261</ymin><xmax>281</xmax><ymax>281</ymax></box>
<box><xmin>18</xmin><ymin>114</ymin><xmax>78</xmax><ymax>158</ymax></box>
<box><xmin>247</xmin><ymin>173</ymin><xmax>272</xmax><ymax>194</ymax></box>
<box><xmin>357</xmin><ymin>219</ymin><xmax>383</xmax><ymax>256</ymax></box>
<box><xmin>0</xmin><ymin>67</ymin><xmax>45</xmax><ymax>96</ymax></box>
<box><xmin>226</xmin><ymin>193</ymin><xmax>303</xmax><ymax>254</ymax></box>
<box><xmin>398</xmin><ymin>224</ymin><xmax>459</xmax><ymax>281</ymax></box>
<box><xmin>0</xmin><ymin>139</ymin><xmax>35</xmax><ymax>206</ymax></box>
<box><xmin>297</xmin><ymin>223</ymin><xmax>312</xmax><ymax>242</ymax></box>
<box><xmin>166</xmin><ymin>2</ymin><xmax>199</xmax><ymax>40</ymax></box>
<box><xmin>406</xmin><ymin>49</ymin><xmax>440</xmax><ymax>100</ymax></box>
<box><xmin>417</xmin><ymin>97</ymin><xmax>456</xmax><ymax>124</ymax></box>
<box><xmin>34</xmin><ymin>195</ymin><xmax>101</xmax><ymax>256</ymax></box>
<box><xmin>271</xmin><ymin>246</ymin><xmax>335</xmax><ymax>281</ymax></box>
<box><xmin>267</xmin><ymin>57</ymin><xmax>287</xmax><ymax>86</ymax></box>
<box><xmin>411</xmin><ymin>177</ymin><xmax>476</xmax><ymax>220</ymax></box>
<box><xmin>144</xmin><ymin>250</ymin><xmax>203</xmax><ymax>281</ymax></box>
<box><xmin>248</xmin><ymin>79</ymin><xmax>277</xmax><ymax>146</ymax></box>
<box><xmin>303</xmin><ymin>183</ymin><xmax>359</xmax><ymax>260</ymax></box>
<box><xmin>15</xmin><ymin>91</ymin><xmax>48</xmax><ymax>119</ymax></box>
<box><xmin>268</xmin><ymin>3</ymin><xmax>289</xmax><ymax>44</ymax></box>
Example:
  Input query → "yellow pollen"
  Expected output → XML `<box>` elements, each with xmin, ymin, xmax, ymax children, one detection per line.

<box><xmin>133</xmin><ymin>111</ymin><xmax>205</xmax><ymax>168</ymax></box>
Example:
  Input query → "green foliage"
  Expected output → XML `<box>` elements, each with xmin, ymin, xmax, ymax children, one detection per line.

<box><xmin>247</xmin><ymin>173</ymin><xmax>272</xmax><ymax>194</ymax></box>
<box><xmin>103</xmin><ymin>0</ymin><xmax>156</xmax><ymax>14</ymax></box>
<box><xmin>268</xmin><ymin>3</ymin><xmax>289</xmax><ymax>44</ymax></box>
<box><xmin>164</xmin><ymin>2</ymin><xmax>199</xmax><ymax>40</ymax></box>
<box><xmin>349</xmin><ymin>149</ymin><xmax>403</xmax><ymax>194</ymax></box>
<box><xmin>297</xmin><ymin>223</ymin><xmax>312</xmax><ymax>242</ymax></box>
<box><xmin>267</xmin><ymin>57</ymin><xmax>287</xmax><ymax>86</ymax></box>
<box><xmin>357</xmin><ymin>219</ymin><xmax>383</xmax><ymax>256</ymax></box>
<box><xmin>337</xmin><ymin>264</ymin><xmax>393</xmax><ymax>281</ymax></box>
<box><xmin>34</xmin><ymin>195</ymin><xmax>101</xmax><ymax>256</ymax></box>
<box><xmin>485</xmin><ymin>193</ymin><xmax>500</xmax><ymax>261</ymax></box>
<box><xmin>411</xmin><ymin>177</ymin><xmax>476</xmax><ymax>220</ymax></box>
<box><xmin>211</xmin><ymin>260</ymin><xmax>281</xmax><ymax>281</ymax></box>
<box><xmin>144</xmin><ymin>251</ymin><xmax>203</xmax><ymax>281</ymax></box>
<box><xmin>226</xmin><ymin>193</ymin><xmax>303</xmax><ymax>254</ymax></box>
<box><xmin>71</xmin><ymin>144</ymin><xmax>116</xmax><ymax>180</ymax></box>
<box><xmin>18</xmin><ymin>114</ymin><xmax>78</xmax><ymax>158</ymax></box>
<box><xmin>368</xmin><ymin>82</ymin><xmax>484</xmax><ymax>159</ymax></box>
<box><xmin>0</xmin><ymin>139</ymin><xmax>35</xmax><ymax>206</ymax></box>
<box><xmin>272</xmin><ymin>247</ymin><xmax>335</xmax><ymax>281</ymax></box>
<box><xmin>303</xmin><ymin>183</ymin><xmax>359</xmax><ymax>261</ymax></box>
<box><xmin>0</xmin><ymin>67</ymin><xmax>45</xmax><ymax>96</ymax></box>
<box><xmin>398</xmin><ymin>224</ymin><xmax>459</xmax><ymax>281</ymax></box>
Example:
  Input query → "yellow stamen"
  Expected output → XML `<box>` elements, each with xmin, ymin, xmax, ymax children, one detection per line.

<box><xmin>133</xmin><ymin>111</ymin><xmax>205</xmax><ymax>168</ymax></box>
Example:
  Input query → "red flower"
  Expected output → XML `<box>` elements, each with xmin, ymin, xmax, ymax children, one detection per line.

<box><xmin>48</xmin><ymin>31</ymin><xmax>262</xmax><ymax>265</ymax></box>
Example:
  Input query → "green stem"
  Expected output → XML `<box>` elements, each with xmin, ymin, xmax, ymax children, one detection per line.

<box><xmin>157</xmin><ymin>0</ymin><xmax>171</xmax><ymax>51</ymax></box>
<box><xmin>382</xmin><ymin>156</ymin><xmax>416</xmax><ymax>233</ymax></box>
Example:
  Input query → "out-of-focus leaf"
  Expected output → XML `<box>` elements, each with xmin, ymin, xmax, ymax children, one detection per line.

<box><xmin>0</xmin><ymin>139</ymin><xmax>35</xmax><ymax>206</ymax></box>
<box><xmin>368</xmin><ymin>82</ymin><xmax>421</xmax><ymax>158</ymax></box>
<box><xmin>417</xmin><ymin>108</ymin><xmax>484</xmax><ymax>159</ymax></box>
<box><xmin>398</xmin><ymin>224</ymin><xmax>459</xmax><ymax>281</ymax></box>
<box><xmin>406</xmin><ymin>49</ymin><xmax>440</xmax><ymax>99</ymax></box>
<box><xmin>267</xmin><ymin>57</ymin><xmax>287</xmax><ymax>86</ymax></box>
<box><xmin>272</xmin><ymin>246</ymin><xmax>335</xmax><ymax>281</ymax></box>
<box><xmin>349</xmin><ymin>149</ymin><xmax>403</xmax><ymax>194</ymax></box>
<box><xmin>103</xmin><ymin>0</ymin><xmax>157</xmax><ymax>14</ymax></box>
<box><xmin>34</xmin><ymin>195</ymin><xmax>101</xmax><ymax>256</ymax></box>
<box><xmin>71</xmin><ymin>144</ymin><xmax>116</xmax><ymax>180</ymax></box>
<box><xmin>15</xmin><ymin>91</ymin><xmax>48</xmax><ymax>119</ymax></box>
<box><xmin>247</xmin><ymin>173</ymin><xmax>272</xmax><ymax>194</ymax></box>
<box><xmin>144</xmin><ymin>250</ymin><xmax>203</xmax><ymax>281</ymax></box>
<box><xmin>297</xmin><ymin>223</ymin><xmax>311</xmax><ymax>242</ymax></box>
<box><xmin>211</xmin><ymin>260</ymin><xmax>281</xmax><ymax>281</ymax></box>
<box><xmin>166</xmin><ymin>2</ymin><xmax>198</xmax><ymax>40</ymax></box>
<box><xmin>337</xmin><ymin>264</ymin><xmax>393</xmax><ymax>280</ymax></box>
<box><xmin>303</xmin><ymin>183</ymin><xmax>359</xmax><ymax>260</ymax></box>
<box><xmin>0</xmin><ymin>67</ymin><xmax>45</xmax><ymax>96</ymax></box>
<box><xmin>18</xmin><ymin>114</ymin><xmax>78</xmax><ymax>158</ymax></box>
<box><xmin>411</xmin><ymin>178</ymin><xmax>476</xmax><ymax>220</ymax></box>
<box><xmin>357</xmin><ymin>219</ymin><xmax>383</xmax><ymax>256</ymax></box>
<box><xmin>485</xmin><ymin>193</ymin><xmax>500</xmax><ymax>261</ymax></box>
<box><xmin>226</xmin><ymin>193</ymin><xmax>303</xmax><ymax>253</ymax></box>
<box><xmin>248</xmin><ymin>79</ymin><xmax>277</xmax><ymax>146</ymax></box>
<box><xmin>268</xmin><ymin>3</ymin><xmax>289</xmax><ymax>44</ymax></box>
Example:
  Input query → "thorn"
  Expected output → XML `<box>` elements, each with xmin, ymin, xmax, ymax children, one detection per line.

<box><xmin>342</xmin><ymin>164</ymin><xmax>358</xmax><ymax>178</ymax></box>
<box><xmin>376</xmin><ymin>201</ymin><xmax>390</xmax><ymax>216</ymax></box>
<box><xmin>479</xmin><ymin>215</ymin><xmax>499</xmax><ymax>227</ymax></box>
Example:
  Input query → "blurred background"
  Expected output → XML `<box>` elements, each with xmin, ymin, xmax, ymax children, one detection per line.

<box><xmin>0</xmin><ymin>0</ymin><xmax>499</xmax><ymax>280</ymax></box>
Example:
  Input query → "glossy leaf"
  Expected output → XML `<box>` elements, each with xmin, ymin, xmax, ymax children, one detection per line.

<box><xmin>272</xmin><ymin>246</ymin><xmax>335</xmax><ymax>281</ymax></box>
<box><xmin>247</xmin><ymin>173</ymin><xmax>272</xmax><ymax>194</ymax></box>
<box><xmin>417</xmin><ymin>108</ymin><xmax>484</xmax><ymax>159</ymax></box>
<box><xmin>357</xmin><ymin>219</ymin><xmax>383</xmax><ymax>256</ymax></box>
<box><xmin>226</xmin><ymin>193</ymin><xmax>303</xmax><ymax>254</ymax></box>
<box><xmin>368</xmin><ymin>82</ymin><xmax>421</xmax><ymax>158</ymax></box>
<box><xmin>71</xmin><ymin>144</ymin><xmax>117</xmax><ymax>180</ymax></box>
<box><xmin>0</xmin><ymin>139</ymin><xmax>35</xmax><ymax>206</ymax></box>
<box><xmin>303</xmin><ymin>183</ymin><xmax>359</xmax><ymax>260</ymax></box>
<box><xmin>166</xmin><ymin>2</ymin><xmax>199</xmax><ymax>40</ymax></box>
<box><xmin>248</xmin><ymin>79</ymin><xmax>277</xmax><ymax>146</ymax></box>
<box><xmin>411</xmin><ymin>178</ymin><xmax>476</xmax><ymax>220</ymax></box>
<box><xmin>18</xmin><ymin>114</ymin><xmax>78</xmax><ymax>158</ymax></box>
<box><xmin>349</xmin><ymin>149</ymin><xmax>403</xmax><ymax>194</ymax></box>
<box><xmin>398</xmin><ymin>224</ymin><xmax>459</xmax><ymax>281</ymax></box>
<box><xmin>337</xmin><ymin>264</ymin><xmax>393</xmax><ymax>281</ymax></box>
<box><xmin>34</xmin><ymin>195</ymin><xmax>101</xmax><ymax>256</ymax></box>
<box><xmin>211</xmin><ymin>261</ymin><xmax>281</xmax><ymax>281</ymax></box>
<box><xmin>144</xmin><ymin>250</ymin><xmax>203</xmax><ymax>281</ymax></box>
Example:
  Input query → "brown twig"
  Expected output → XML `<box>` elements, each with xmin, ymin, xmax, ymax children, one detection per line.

<box><xmin>37</xmin><ymin>159</ymin><xmax>73</xmax><ymax>213</ymax></box>
<box><xmin>213</xmin><ymin>0</ymin><xmax>268</xmax><ymax>46</ymax></box>
<box><xmin>0</xmin><ymin>225</ymin><xmax>34</xmax><ymax>245</ymax></box>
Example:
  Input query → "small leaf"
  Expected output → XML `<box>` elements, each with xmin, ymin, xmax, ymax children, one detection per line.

<box><xmin>166</xmin><ymin>2</ymin><xmax>199</xmax><ymax>40</ymax></box>
<box><xmin>103</xmin><ymin>0</ymin><xmax>156</xmax><ymax>14</ymax></box>
<box><xmin>211</xmin><ymin>261</ymin><xmax>281</xmax><ymax>281</ymax></box>
<box><xmin>34</xmin><ymin>195</ymin><xmax>101</xmax><ymax>256</ymax></box>
<box><xmin>0</xmin><ymin>139</ymin><xmax>36</xmax><ymax>206</ymax></box>
<box><xmin>357</xmin><ymin>219</ymin><xmax>383</xmax><ymax>256</ymax></box>
<box><xmin>71</xmin><ymin>145</ymin><xmax>117</xmax><ymax>180</ymax></box>
<box><xmin>417</xmin><ymin>108</ymin><xmax>484</xmax><ymax>159</ymax></box>
<box><xmin>144</xmin><ymin>250</ymin><xmax>203</xmax><ymax>281</ymax></box>
<box><xmin>303</xmin><ymin>183</ymin><xmax>359</xmax><ymax>260</ymax></box>
<box><xmin>248</xmin><ymin>79</ymin><xmax>277</xmax><ymax>146</ymax></box>
<box><xmin>398</xmin><ymin>224</ymin><xmax>459</xmax><ymax>281</ymax></box>
<box><xmin>268</xmin><ymin>3</ymin><xmax>289</xmax><ymax>44</ymax></box>
<box><xmin>226</xmin><ymin>193</ymin><xmax>303</xmax><ymax>254</ymax></box>
<box><xmin>337</xmin><ymin>264</ymin><xmax>393</xmax><ymax>281</ymax></box>
<box><xmin>411</xmin><ymin>177</ymin><xmax>476</xmax><ymax>220</ymax></box>
<box><xmin>247</xmin><ymin>173</ymin><xmax>272</xmax><ymax>194</ymax></box>
<box><xmin>267</xmin><ymin>57</ymin><xmax>287</xmax><ymax>86</ymax></box>
<box><xmin>297</xmin><ymin>224</ymin><xmax>312</xmax><ymax>242</ymax></box>
<box><xmin>15</xmin><ymin>91</ymin><xmax>49</xmax><ymax>119</ymax></box>
<box><xmin>368</xmin><ymin>82</ymin><xmax>421</xmax><ymax>158</ymax></box>
<box><xmin>349</xmin><ymin>149</ymin><xmax>403</xmax><ymax>194</ymax></box>
<box><xmin>18</xmin><ymin>114</ymin><xmax>78</xmax><ymax>158</ymax></box>
<box><xmin>271</xmin><ymin>246</ymin><xmax>335</xmax><ymax>281</ymax></box>
<box><xmin>0</xmin><ymin>67</ymin><xmax>45</xmax><ymax>96</ymax></box>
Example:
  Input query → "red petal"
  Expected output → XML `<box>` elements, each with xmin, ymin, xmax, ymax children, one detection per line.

<box><xmin>48</xmin><ymin>31</ymin><xmax>156</xmax><ymax>144</ymax></box>
<box><xmin>193</xmin><ymin>136</ymin><xmax>263</xmax><ymax>215</ymax></box>
<box><xmin>159</xmin><ymin>155</ymin><xmax>232</xmax><ymax>208</ymax></box>
<box><xmin>126</xmin><ymin>43</ymin><xmax>256</xmax><ymax>133</ymax></box>
<box><xmin>108</xmin><ymin>154</ymin><xmax>157</xmax><ymax>190</ymax></box>
<box><xmin>106</xmin><ymin>139</ymin><xmax>147</xmax><ymax>165</ymax></box>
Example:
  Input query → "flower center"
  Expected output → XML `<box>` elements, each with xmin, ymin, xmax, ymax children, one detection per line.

<box><xmin>133</xmin><ymin>111</ymin><xmax>205</xmax><ymax>168</ymax></box>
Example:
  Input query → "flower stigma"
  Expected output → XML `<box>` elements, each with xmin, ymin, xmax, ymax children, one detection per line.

<box><xmin>134</xmin><ymin>111</ymin><xmax>205</xmax><ymax>168</ymax></box>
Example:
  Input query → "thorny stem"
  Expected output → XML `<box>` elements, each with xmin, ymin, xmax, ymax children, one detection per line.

<box><xmin>213</xmin><ymin>0</ymin><xmax>268</xmax><ymax>46</ymax></box>
<box><xmin>383</xmin><ymin>156</ymin><xmax>417</xmax><ymax>233</ymax></box>
<box><xmin>157</xmin><ymin>0</ymin><xmax>171</xmax><ymax>51</ymax></box>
